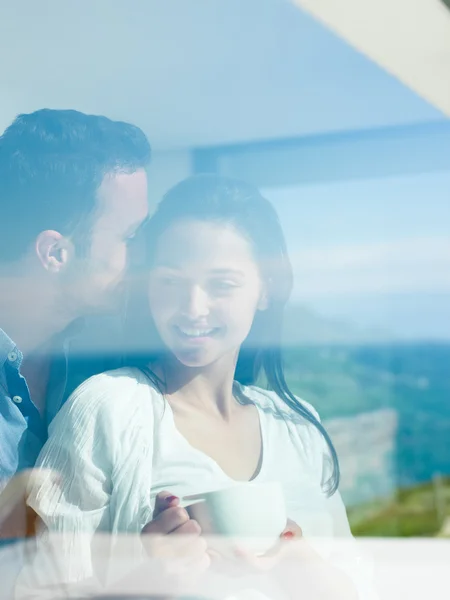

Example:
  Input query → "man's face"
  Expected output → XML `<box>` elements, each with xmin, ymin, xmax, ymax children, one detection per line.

<box><xmin>66</xmin><ymin>169</ymin><xmax>149</xmax><ymax>314</ymax></box>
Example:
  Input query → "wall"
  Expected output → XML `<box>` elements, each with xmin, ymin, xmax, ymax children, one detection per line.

<box><xmin>194</xmin><ymin>121</ymin><xmax>450</xmax><ymax>187</ymax></box>
<box><xmin>147</xmin><ymin>149</ymin><xmax>193</xmax><ymax>209</ymax></box>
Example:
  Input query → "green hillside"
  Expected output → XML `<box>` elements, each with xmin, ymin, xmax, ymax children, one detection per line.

<box><xmin>348</xmin><ymin>478</ymin><xmax>450</xmax><ymax>537</ymax></box>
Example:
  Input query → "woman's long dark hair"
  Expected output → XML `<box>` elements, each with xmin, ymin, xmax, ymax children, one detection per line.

<box><xmin>127</xmin><ymin>174</ymin><xmax>339</xmax><ymax>496</ymax></box>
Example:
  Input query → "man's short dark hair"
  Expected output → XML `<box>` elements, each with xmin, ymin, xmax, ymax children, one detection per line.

<box><xmin>0</xmin><ymin>108</ymin><xmax>151</xmax><ymax>262</ymax></box>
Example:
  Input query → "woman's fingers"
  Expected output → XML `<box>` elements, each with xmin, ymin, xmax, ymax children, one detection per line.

<box><xmin>164</xmin><ymin>532</ymin><xmax>209</xmax><ymax>566</ymax></box>
<box><xmin>230</xmin><ymin>519</ymin><xmax>304</xmax><ymax>573</ymax></box>
<box><xmin>142</xmin><ymin>505</ymin><xmax>189</xmax><ymax>536</ymax></box>
<box><xmin>143</xmin><ymin>520</ymin><xmax>203</xmax><ymax>555</ymax></box>
<box><xmin>142</xmin><ymin>530</ymin><xmax>210</xmax><ymax>580</ymax></box>
<box><xmin>172</xmin><ymin>517</ymin><xmax>202</xmax><ymax>537</ymax></box>
<box><xmin>140</xmin><ymin>492</ymin><xmax>210</xmax><ymax>579</ymax></box>
<box><xmin>280</xmin><ymin>518</ymin><xmax>303</xmax><ymax>539</ymax></box>
<box><xmin>152</xmin><ymin>490</ymin><xmax>180</xmax><ymax>519</ymax></box>
<box><xmin>142</xmin><ymin>513</ymin><xmax>206</xmax><ymax>563</ymax></box>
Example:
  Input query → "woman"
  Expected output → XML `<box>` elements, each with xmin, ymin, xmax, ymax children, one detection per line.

<box><xmin>24</xmin><ymin>175</ymin><xmax>373</xmax><ymax>598</ymax></box>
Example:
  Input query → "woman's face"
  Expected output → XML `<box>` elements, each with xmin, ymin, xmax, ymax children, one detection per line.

<box><xmin>148</xmin><ymin>219</ymin><xmax>267</xmax><ymax>368</ymax></box>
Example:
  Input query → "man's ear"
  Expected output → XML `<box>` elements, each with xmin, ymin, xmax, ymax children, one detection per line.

<box><xmin>35</xmin><ymin>230</ymin><xmax>73</xmax><ymax>273</ymax></box>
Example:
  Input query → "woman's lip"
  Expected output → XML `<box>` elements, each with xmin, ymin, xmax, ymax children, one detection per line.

<box><xmin>174</xmin><ymin>325</ymin><xmax>217</xmax><ymax>332</ymax></box>
<box><xmin>173</xmin><ymin>325</ymin><xmax>220</xmax><ymax>339</ymax></box>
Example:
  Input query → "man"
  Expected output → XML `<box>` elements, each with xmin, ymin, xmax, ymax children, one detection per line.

<box><xmin>0</xmin><ymin>108</ymin><xmax>151</xmax><ymax>524</ymax></box>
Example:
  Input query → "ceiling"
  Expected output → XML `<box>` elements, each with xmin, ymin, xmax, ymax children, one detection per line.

<box><xmin>296</xmin><ymin>0</ymin><xmax>450</xmax><ymax>118</ymax></box>
<box><xmin>0</xmin><ymin>0</ymin><xmax>445</xmax><ymax>150</ymax></box>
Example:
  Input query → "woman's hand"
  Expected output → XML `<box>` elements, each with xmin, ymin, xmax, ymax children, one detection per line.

<box><xmin>141</xmin><ymin>491</ymin><xmax>211</xmax><ymax>582</ymax></box>
<box><xmin>231</xmin><ymin>518</ymin><xmax>358</xmax><ymax>600</ymax></box>
<box><xmin>229</xmin><ymin>518</ymin><xmax>303</xmax><ymax>572</ymax></box>
<box><xmin>205</xmin><ymin>518</ymin><xmax>302</xmax><ymax>579</ymax></box>
<box><xmin>207</xmin><ymin>518</ymin><xmax>357</xmax><ymax>600</ymax></box>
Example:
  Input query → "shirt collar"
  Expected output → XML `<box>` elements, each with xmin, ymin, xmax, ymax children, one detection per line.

<box><xmin>0</xmin><ymin>318</ymin><xmax>84</xmax><ymax>366</ymax></box>
<box><xmin>51</xmin><ymin>318</ymin><xmax>85</xmax><ymax>352</ymax></box>
<box><xmin>0</xmin><ymin>328</ymin><xmax>22</xmax><ymax>371</ymax></box>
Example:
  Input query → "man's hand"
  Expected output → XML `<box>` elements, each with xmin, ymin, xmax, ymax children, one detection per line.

<box><xmin>0</xmin><ymin>469</ymin><xmax>58</xmax><ymax>539</ymax></box>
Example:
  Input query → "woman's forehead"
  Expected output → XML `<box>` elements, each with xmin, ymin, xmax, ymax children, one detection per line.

<box><xmin>153</xmin><ymin>219</ymin><xmax>256</xmax><ymax>267</ymax></box>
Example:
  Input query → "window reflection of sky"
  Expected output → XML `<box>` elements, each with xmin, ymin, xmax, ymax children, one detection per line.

<box><xmin>264</xmin><ymin>171</ymin><xmax>450</xmax><ymax>340</ymax></box>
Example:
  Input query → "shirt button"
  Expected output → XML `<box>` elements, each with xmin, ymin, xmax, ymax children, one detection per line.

<box><xmin>12</xmin><ymin>395</ymin><xmax>23</xmax><ymax>404</ymax></box>
<box><xmin>7</xmin><ymin>351</ymin><xmax>18</xmax><ymax>362</ymax></box>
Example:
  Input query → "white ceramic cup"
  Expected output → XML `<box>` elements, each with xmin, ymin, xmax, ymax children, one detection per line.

<box><xmin>184</xmin><ymin>481</ymin><xmax>287</xmax><ymax>556</ymax></box>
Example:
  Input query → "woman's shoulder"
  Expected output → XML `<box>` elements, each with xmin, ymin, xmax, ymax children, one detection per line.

<box><xmin>71</xmin><ymin>365</ymin><xmax>151</xmax><ymax>395</ymax></box>
<box><xmin>53</xmin><ymin>367</ymin><xmax>163</xmax><ymax>434</ymax></box>
<box><xmin>238</xmin><ymin>383</ymin><xmax>321</xmax><ymax>422</ymax></box>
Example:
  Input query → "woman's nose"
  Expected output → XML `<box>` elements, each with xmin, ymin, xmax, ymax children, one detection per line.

<box><xmin>180</xmin><ymin>284</ymin><xmax>210</xmax><ymax>319</ymax></box>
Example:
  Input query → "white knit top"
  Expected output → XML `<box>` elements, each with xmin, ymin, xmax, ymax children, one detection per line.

<box><xmin>23</xmin><ymin>367</ymin><xmax>375</xmax><ymax>597</ymax></box>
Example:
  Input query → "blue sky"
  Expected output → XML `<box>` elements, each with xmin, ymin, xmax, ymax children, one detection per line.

<box><xmin>255</xmin><ymin>5</ymin><xmax>450</xmax><ymax>341</ymax></box>
<box><xmin>264</xmin><ymin>169</ymin><xmax>450</xmax><ymax>340</ymax></box>
<box><xmin>271</xmin><ymin>172</ymin><xmax>450</xmax><ymax>246</ymax></box>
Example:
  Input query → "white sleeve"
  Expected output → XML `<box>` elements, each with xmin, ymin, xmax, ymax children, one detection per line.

<box><xmin>19</xmin><ymin>369</ymin><xmax>155</xmax><ymax>595</ymax></box>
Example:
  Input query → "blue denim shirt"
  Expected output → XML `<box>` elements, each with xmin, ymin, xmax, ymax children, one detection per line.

<box><xmin>0</xmin><ymin>316</ymin><xmax>124</xmax><ymax>484</ymax></box>
<box><xmin>0</xmin><ymin>318</ymin><xmax>123</xmax><ymax>599</ymax></box>
<box><xmin>0</xmin><ymin>326</ymin><xmax>75</xmax><ymax>483</ymax></box>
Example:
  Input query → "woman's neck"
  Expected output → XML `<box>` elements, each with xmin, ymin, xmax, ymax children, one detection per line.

<box><xmin>160</xmin><ymin>352</ymin><xmax>239</xmax><ymax>419</ymax></box>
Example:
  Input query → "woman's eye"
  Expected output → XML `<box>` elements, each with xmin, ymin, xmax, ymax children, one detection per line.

<box><xmin>211</xmin><ymin>280</ymin><xmax>238</xmax><ymax>292</ymax></box>
<box><xmin>160</xmin><ymin>277</ymin><xmax>177</xmax><ymax>286</ymax></box>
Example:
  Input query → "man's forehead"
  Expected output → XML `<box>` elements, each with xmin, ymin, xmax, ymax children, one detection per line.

<box><xmin>96</xmin><ymin>169</ymin><xmax>149</xmax><ymax>226</ymax></box>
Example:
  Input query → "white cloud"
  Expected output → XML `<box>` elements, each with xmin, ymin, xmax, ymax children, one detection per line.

<box><xmin>287</xmin><ymin>236</ymin><xmax>450</xmax><ymax>296</ymax></box>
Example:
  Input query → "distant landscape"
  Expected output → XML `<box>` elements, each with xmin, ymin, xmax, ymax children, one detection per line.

<box><xmin>281</xmin><ymin>304</ymin><xmax>450</xmax><ymax>536</ymax></box>
<box><xmin>79</xmin><ymin>304</ymin><xmax>450</xmax><ymax>536</ymax></box>
<box><xmin>347</xmin><ymin>477</ymin><xmax>450</xmax><ymax>537</ymax></box>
